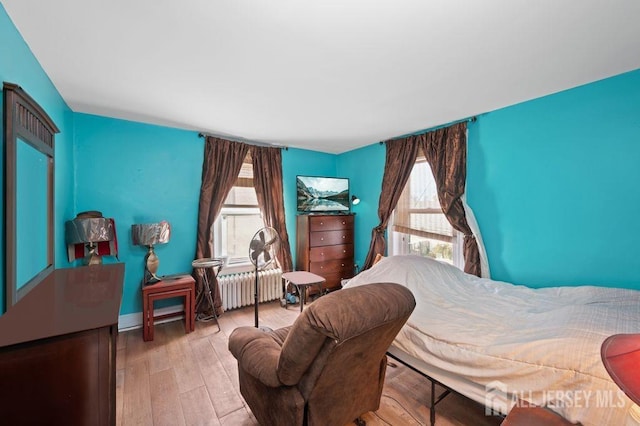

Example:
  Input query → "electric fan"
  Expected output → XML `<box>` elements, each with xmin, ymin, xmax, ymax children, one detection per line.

<box><xmin>249</xmin><ymin>227</ymin><xmax>280</xmax><ymax>328</ymax></box>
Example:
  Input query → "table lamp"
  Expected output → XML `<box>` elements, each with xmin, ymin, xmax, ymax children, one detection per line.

<box><xmin>65</xmin><ymin>215</ymin><xmax>116</xmax><ymax>265</ymax></box>
<box><xmin>131</xmin><ymin>221</ymin><xmax>171</xmax><ymax>285</ymax></box>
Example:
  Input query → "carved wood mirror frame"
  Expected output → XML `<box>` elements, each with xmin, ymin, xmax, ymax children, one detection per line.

<box><xmin>3</xmin><ymin>82</ymin><xmax>58</xmax><ymax>309</ymax></box>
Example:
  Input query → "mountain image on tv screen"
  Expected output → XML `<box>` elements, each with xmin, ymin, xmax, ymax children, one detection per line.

<box><xmin>296</xmin><ymin>176</ymin><xmax>349</xmax><ymax>212</ymax></box>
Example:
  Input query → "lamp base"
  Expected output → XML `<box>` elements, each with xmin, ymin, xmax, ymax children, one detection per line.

<box><xmin>143</xmin><ymin>273</ymin><xmax>160</xmax><ymax>286</ymax></box>
<box><xmin>142</xmin><ymin>246</ymin><xmax>161</xmax><ymax>286</ymax></box>
<box><xmin>84</xmin><ymin>244</ymin><xmax>103</xmax><ymax>266</ymax></box>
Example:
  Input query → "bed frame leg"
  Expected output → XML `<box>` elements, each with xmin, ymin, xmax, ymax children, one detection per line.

<box><xmin>430</xmin><ymin>380</ymin><xmax>436</xmax><ymax>426</ymax></box>
<box><xmin>385</xmin><ymin>351</ymin><xmax>450</xmax><ymax>426</ymax></box>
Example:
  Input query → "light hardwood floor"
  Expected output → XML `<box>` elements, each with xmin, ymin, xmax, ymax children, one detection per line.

<box><xmin>117</xmin><ymin>301</ymin><xmax>503</xmax><ymax>426</ymax></box>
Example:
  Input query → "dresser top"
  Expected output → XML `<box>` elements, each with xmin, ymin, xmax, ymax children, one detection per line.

<box><xmin>0</xmin><ymin>263</ymin><xmax>124</xmax><ymax>348</ymax></box>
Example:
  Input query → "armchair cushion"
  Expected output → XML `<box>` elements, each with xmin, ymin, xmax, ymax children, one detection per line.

<box><xmin>228</xmin><ymin>326</ymin><xmax>284</xmax><ymax>387</ymax></box>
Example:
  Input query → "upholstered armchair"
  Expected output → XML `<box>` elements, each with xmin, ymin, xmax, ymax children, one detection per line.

<box><xmin>228</xmin><ymin>282</ymin><xmax>416</xmax><ymax>426</ymax></box>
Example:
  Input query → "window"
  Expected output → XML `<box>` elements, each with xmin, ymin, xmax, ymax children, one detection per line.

<box><xmin>213</xmin><ymin>153</ymin><xmax>265</xmax><ymax>269</ymax></box>
<box><xmin>389</xmin><ymin>155</ymin><xmax>462</xmax><ymax>268</ymax></box>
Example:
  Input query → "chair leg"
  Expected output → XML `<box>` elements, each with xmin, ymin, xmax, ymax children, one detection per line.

<box><xmin>354</xmin><ymin>417</ymin><xmax>366</xmax><ymax>426</ymax></box>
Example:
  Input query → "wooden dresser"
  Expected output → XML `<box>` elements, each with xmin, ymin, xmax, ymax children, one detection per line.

<box><xmin>296</xmin><ymin>214</ymin><xmax>355</xmax><ymax>292</ymax></box>
<box><xmin>0</xmin><ymin>263</ymin><xmax>124</xmax><ymax>426</ymax></box>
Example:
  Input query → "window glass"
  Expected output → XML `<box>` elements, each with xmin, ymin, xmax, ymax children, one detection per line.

<box><xmin>217</xmin><ymin>208</ymin><xmax>264</xmax><ymax>264</ymax></box>
<box><xmin>390</xmin><ymin>156</ymin><xmax>460</xmax><ymax>267</ymax></box>
<box><xmin>224</xmin><ymin>186</ymin><xmax>259</xmax><ymax>206</ymax></box>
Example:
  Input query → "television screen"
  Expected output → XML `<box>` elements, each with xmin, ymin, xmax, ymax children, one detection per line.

<box><xmin>296</xmin><ymin>175</ymin><xmax>350</xmax><ymax>213</ymax></box>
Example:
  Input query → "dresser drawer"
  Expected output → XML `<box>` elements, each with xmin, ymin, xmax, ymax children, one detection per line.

<box><xmin>310</xmin><ymin>230</ymin><xmax>353</xmax><ymax>247</ymax></box>
<box><xmin>309</xmin><ymin>215</ymin><xmax>354</xmax><ymax>232</ymax></box>
<box><xmin>323</xmin><ymin>270</ymin><xmax>354</xmax><ymax>291</ymax></box>
<box><xmin>309</xmin><ymin>244</ymin><xmax>353</xmax><ymax>262</ymax></box>
<box><xmin>296</xmin><ymin>214</ymin><xmax>355</xmax><ymax>291</ymax></box>
<box><xmin>309</xmin><ymin>261</ymin><xmax>353</xmax><ymax>292</ymax></box>
<box><xmin>309</xmin><ymin>258</ymin><xmax>354</xmax><ymax>275</ymax></box>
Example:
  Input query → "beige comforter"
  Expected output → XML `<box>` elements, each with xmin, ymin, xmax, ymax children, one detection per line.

<box><xmin>344</xmin><ymin>255</ymin><xmax>640</xmax><ymax>425</ymax></box>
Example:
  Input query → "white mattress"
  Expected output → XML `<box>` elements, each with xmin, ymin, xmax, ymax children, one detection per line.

<box><xmin>344</xmin><ymin>255</ymin><xmax>640</xmax><ymax>425</ymax></box>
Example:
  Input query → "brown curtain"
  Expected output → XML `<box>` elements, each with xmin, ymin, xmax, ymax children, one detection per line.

<box><xmin>251</xmin><ymin>146</ymin><xmax>294</xmax><ymax>272</ymax></box>
<box><xmin>194</xmin><ymin>137</ymin><xmax>250</xmax><ymax>316</ymax></box>
<box><xmin>363</xmin><ymin>137</ymin><xmax>422</xmax><ymax>269</ymax></box>
<box><xmin>420</xmin><ymin>122</ymin><xmax>481</xmax><ymax>276</ymax></box>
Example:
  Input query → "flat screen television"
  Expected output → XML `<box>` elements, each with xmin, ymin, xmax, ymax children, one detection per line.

<box><xmin>296</xmin><ymin>175</ymin><xmax>350</xmax><ymax>213</ymax></box>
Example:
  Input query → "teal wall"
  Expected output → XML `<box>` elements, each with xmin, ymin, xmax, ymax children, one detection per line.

<box><xmin>0</xmin><ymin>3</ymin><xmax>75</xmax><ymax>314</ymax></box>
<box><xmin>74</xmin><ymin>114</ymin><xmax>202</xmax><ymax>315</ymax></box>
<box><xmin>282</xmin><ymin>148</ymin><xmax>337</xmax><ymax>263</ymax></box>
<box><xmin>69</xmin><ymin>130</ymin><xmax>340</xmax><ymax>316</ymax></box>
<box><xmin>3</xmin><ymin>1</ymin><xmax>640</xmax><ymax>319</ymax></box>
<box><xmin>339</xmin><ymin>68</ymin><xmax>640</xmax><ymax>291</ymax></box>
<box><xmin>337</xmin><ymin>143</ymin><xmax>385</xmax><ymax>270</ymax></box>
<box><xmin>280</xmin><ymin>146</ymin><xmax>383</xmax><ymax>271</ymax></box>
<box><xmin>467</xmin><ymin>69</ymin><xmax>640</xmax><ymax>288</ymax></box>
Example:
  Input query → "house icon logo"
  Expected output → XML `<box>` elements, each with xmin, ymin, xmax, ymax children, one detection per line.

<box><xmin>485</xmin><ymin>380</ymin><xmax>509</xmax><ymax>416</ymax></box>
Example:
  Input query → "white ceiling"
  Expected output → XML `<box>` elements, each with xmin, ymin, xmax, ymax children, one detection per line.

<box><xmin>3</xmin><ymin>1</ymin><xmax>640</xmax><ymax>154</ymax></box>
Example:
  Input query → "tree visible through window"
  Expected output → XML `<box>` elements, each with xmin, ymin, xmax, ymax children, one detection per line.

<box><xmin>213</xmin><ymin>153</ymin><xmax>265</xmax><ymax>265</ymax></box>
<box><xmin>390</xmin><ymin>156</ymin><xmax>460</xmax><ymax>266</ymax></box>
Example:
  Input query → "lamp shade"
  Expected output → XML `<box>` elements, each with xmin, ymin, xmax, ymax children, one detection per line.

<box><xmin>601</xmin><ymin>333</ymin><xmax>640</xmax><ymax>405</ymax></box>
<box><xmin>131</xmin><ymin>221</ymin><xmax>171</xmax><ymax>246</ymax></box>
<box><xmin>65</xmin><ymin>217</ymin><xmax>115</xmax><ymax>244</ymax></box>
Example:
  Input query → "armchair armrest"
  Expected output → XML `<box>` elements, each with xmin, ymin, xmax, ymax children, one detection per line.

<box><xmin>228</xmin><ymin>326</ymin><xmax>284</xmax><ymax>387</ymax></box>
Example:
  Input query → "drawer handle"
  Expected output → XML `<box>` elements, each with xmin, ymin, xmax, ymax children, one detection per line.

<box><xmin>320</xmin><ymin>222</ymin><xmax>324</xmax><ymax>225</ymax></box>
<box><xmin>320</xmin><ymin>237</ymin><xmax>324</xmax><ymax>241</ymax></box>
<box><xmin>321</xmin><ymin>252</ymin><xmax>324</xmax><ymax>256</ymax></box>
<box><xmin>320</xmin><ymin>266</ymin><xmax>323</xmax><ymax>269</ymax></box>
<box><xmin>341</xmin><ymin>263</ymin><xmax>345</xmax><ymax>267</ymax></box>
<box><xmin>343</xmin><ymin>250</ymin><xmax>346</xmax><ymax>253</ymax></box>
<box><xmin>342</xmin><ymin>221</ymin><xmax>345</xmax><ymax>225</ymax></box>
<box><xmin>342</xmin><ymin>235</ymin><xmax>346</xmax><ymax>239</ymax></box>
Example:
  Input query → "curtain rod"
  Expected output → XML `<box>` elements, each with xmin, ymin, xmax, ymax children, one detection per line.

<box><xmin>380</xmin><ymin>115</ymin><xmax>478</xmax><ymax>144</ymax></box>
<box><xmin>197</xmin><ymin>132</ymin><xmax>288</xmax><ymax>150</ymax></box>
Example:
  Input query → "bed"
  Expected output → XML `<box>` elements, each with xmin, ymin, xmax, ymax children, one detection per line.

<box><xmin>343</xmin><ymin>255</ymin><xmax>640</xmax><ymax>426</ymax></box>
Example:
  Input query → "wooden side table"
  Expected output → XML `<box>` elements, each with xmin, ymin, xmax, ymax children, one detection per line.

<box><xmin>142</xmin><ymin>275</ymin><xmax>195</xmax><ymax>342</ymax></box>
<box><xmin>282</xmin><ymin>271</ymin><xmax>326</xmax><ymax>312</ymax></box>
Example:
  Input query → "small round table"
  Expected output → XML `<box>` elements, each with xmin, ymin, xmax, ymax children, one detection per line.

<box><xmin>281</xmin><ymin>271</ymin><xmax>326</xmax><ymax>312</ymax></box>
<box><xmin>601</xmin><ymin>333</ymin><xmax>640</xmax><ymax>423</ymax></box>
<box><xmin>192</xmin><ymin>258</ymin><xmax>225</xmax><ymax>331</ymax></box>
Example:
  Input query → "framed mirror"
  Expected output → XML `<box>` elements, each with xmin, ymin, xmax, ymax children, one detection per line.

<box><xmin>3</xmin><ymin>82</ymin><xmax>58</xmax><ymax>309</ymax></box>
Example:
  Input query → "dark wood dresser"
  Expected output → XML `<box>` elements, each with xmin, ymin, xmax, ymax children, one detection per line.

<box><xmin>0</xmin><ymin>263</ymin><xmax>124</xmax><ymax>426</ymax></box>
<box><xmin>296</xmin><ymin>214</ymin><xmax>355</xmax><ymax>292</ymax></box>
